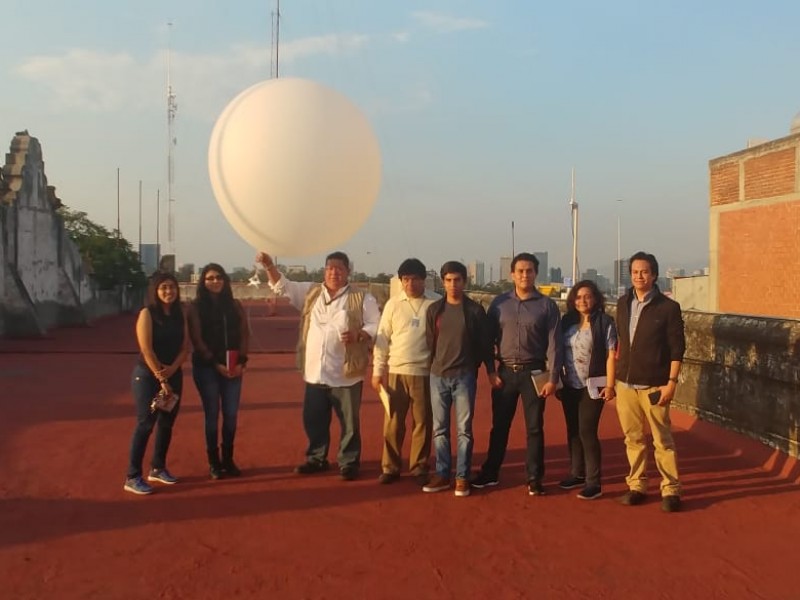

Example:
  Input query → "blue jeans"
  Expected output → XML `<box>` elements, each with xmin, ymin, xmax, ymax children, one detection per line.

<box><xmin>127</xmin><ymin>363</ymin><xmax>182</xmax><ymax>479</ymax></box>
<box><xmin>430</xmin><ymin>372</ymin><xmax>477</xmax><ymax>480</ymax></box>
<box><xmin>192</xmin><ymin>362</ymin><xmax>243</xmax><ymax>452</ymax></box>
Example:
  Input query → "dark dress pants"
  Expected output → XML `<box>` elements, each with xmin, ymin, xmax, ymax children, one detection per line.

<box><xmin>481</xmin><ymin>366</ymin><xmax>546</xmax><ymax>483</ymax></box>
<box><xmin>560</xmin><ymin>386</ymin><xmax>604</xmax><ymax>488</ymax></box>
<box><xmin>303</xmin><ymin>381</ymin><xmax>362</xmax><ymax>470</ymax></box>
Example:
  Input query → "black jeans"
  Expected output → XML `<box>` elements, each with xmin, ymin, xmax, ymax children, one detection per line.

<box><xmin>192</xmin><ymin>362</ymin><xmax>242</xmax><ymax>452</ymax></box>
<box><xmin>481</xmin><ymin>366</ymin><xmax>546</xmax><ymax>482</ymax></box>
<box><xmin>127</xmin><ymin>363</ymin><xmax>182</xmax><ymax>479</ymax></box>
<box><xmin>559</xmin><ymin>386</ymin><xmax>604</xmax><ymax>488</ymax></box>
<box><xmin>302</xmin><ymin>381</ymin><xmax>362</xmax><ymax>470</ymax></box>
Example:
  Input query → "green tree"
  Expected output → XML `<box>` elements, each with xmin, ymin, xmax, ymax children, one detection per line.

<box><xmin>58</xmin><ymin>206</ymin><xmax>146</xmax><ymax>290</ymax></box>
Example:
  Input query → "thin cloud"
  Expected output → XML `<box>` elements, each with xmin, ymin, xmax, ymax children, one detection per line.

<box><xmin>411</xmin><ymin>11</ymin><xmax>489</xmax><ymax>33</ymax></box>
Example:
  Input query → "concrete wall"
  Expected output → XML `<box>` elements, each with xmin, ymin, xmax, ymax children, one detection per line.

<box><xmin>672</xmin><ymin>274</ymin><xmax>710</xmax><ymax>311</ymax></box>
<box><xmin>0</xmin><ymin>131</ymin><xmax>139</xmax><ymax>336</ymax></box>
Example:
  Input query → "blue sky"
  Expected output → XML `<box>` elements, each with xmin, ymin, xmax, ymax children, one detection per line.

<box><xmin>3</xmin><ymin>1</ymin><xmax>799</xmax><ymax>279</ymax></box>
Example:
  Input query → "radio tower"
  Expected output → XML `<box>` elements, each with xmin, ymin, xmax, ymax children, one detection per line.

<box><xmin>270</xmin><ymin>0</ymin><xmax>281</xmax><ymax>78</ymax></box>
<box><xmin>569</xmin><ymin>168</ymin><xmax>580</xmax><ymax>286</ymax></box>
<box><xmin>166</xmin><ymin>21</ymin><xmax>178</xmax><ymax>255</ymax></box>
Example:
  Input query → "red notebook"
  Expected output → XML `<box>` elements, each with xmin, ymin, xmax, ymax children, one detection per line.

<box><xmin>226</xmin><ymin>350</ymin><xmax>239</xmax><ymax>372</ymax></box>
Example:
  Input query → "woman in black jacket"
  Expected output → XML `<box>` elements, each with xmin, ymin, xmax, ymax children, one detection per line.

<box><xmin>558</xmin><ymin>280</ymin><xmax>617</xmax><ymax>500</ymax></box>
<box><xmin>188</xmin><ymin>264</ymin><xmax>249</xmax><ymax>479</ymax></box>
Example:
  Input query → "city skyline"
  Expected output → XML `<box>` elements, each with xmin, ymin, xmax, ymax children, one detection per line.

<box><xmin>2</xmin><ymin>2</ymin><xmax>799</xmax><ymax>276</ymax></box>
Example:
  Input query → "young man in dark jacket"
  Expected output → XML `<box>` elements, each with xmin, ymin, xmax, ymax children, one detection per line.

<box><xmin>615</xmin><ymin>251</ymin><xmax>685</xmax><ymax>512</ymax></box>
<box><xmin>422</xmin><ymin>261</ymin><xmax>494</xmax><ymax>497</ymax></box>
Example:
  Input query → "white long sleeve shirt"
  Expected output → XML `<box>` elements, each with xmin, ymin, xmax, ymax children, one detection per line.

<box><xmin>372</xmin><ymin>289</ymin><xmax>441</xmax><ymax>378</ymax></box>
<box><xmin>269</xmin><ymin>274</ymin><xmax>379</xmax><ymax>387</ymax></box>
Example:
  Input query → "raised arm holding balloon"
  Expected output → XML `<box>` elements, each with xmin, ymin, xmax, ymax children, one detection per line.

<box><xmin>256</xmin><ymin>250</ymin><xmax>379</xmax><ymax>481</ymax></box>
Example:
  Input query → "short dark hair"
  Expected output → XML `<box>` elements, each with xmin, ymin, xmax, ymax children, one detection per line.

<box><xmin>440</xmin><ymin>260</ymin><xmax>467</xmax><ymax>280</ymax></box>
<box><xmin>566</xmin><ymin>279</ymin><xmax>606</xmax><ymax>313</ymax></box>
<box><xmin>629</xmin><ymin>251</ymin><xmax>659</xmax><ymax>278</ymax></box>
<box><xmin>511</xmin><ymin>252</ymin><xmax>539</xmax><ymax>273</ymax></box>
<box><xmin>397</xmin><ymin>258</ymin><xmax>427</xmax><ymax>279</ymax></box>
<box><xmin>325</xmin><ymin>251</ymin><xmax>350</xmax><ymax>270</ymax></box>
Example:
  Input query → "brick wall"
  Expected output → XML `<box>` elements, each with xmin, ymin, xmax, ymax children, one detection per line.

<box><xmin>743</xmin><ymin>147</ymin><xmax>796</xmax><ymax>200</ymax></box>
<box><xmin>710</xmin><ymin>161</ymin><xmax>739</xmax><ymax>205</ymax></box>
<box><xmin>711</xmin><ymin>134</ymin><xmax>800</xmax><ymax>318</ymax></box>
<box><xmin>718</xmin><ymin>200</ymin><xmax>800</xmax><ymax>318</ymax></box>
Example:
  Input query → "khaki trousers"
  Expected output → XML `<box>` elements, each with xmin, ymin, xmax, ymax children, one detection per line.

<box><xmin>382</xmin><ymin>373</ymin><xmax>432</xmax><ymax>475</ymax></box>
<box><xmin>615</xmin><ymin>384</ymin><xmax>681</xmax><ymax>497</ymax></box>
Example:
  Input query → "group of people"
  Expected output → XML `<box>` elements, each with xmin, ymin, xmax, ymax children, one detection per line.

<box><xmin>123</xmin><ymin>264</ymin><xmax>249</xmax><ymax>495</ymax></box>
<box><xmin>255</xmin><ymin>249</ymin><xmax>686</xmax><ymax>513</ymax></box>
<box><xmin>124</xmin><ymin>249</ymin><xmax>685</xmax><ymax>514</ymax></box>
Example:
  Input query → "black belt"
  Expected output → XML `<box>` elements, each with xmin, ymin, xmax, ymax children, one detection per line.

<box><xmin>501</xmin><ymin>362</ymin><xmax>544</xmax><ymax>373</ymax></box>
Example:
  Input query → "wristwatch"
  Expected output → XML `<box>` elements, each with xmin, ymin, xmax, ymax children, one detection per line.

<box><xmin>668</xmin><ymin>377</ymin><xmax>679</xmax><ymax>383</ymax></box>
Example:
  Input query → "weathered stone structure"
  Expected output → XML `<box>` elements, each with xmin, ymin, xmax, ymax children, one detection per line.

<box><xmin>0</xmin><ymin>131</ymin><xmax>138</xmax><ymax>336</ymax></box>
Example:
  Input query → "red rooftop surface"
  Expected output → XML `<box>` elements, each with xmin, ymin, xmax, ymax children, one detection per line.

<box><xmin>0</xmin><ymin>302</ymin><xmax>797</xmax><ymax>599</ymax></box>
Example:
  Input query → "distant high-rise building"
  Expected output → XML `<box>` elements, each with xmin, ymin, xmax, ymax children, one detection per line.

<box><xmin>533</xmin><ymin>252</ymin><xmax>549</xmax><ymax>283</ymax></box>
<box><xmin>139</xmin><ymin>243</ymin><xmax>160</xmax><ymax>275</ymax></box>
<box><xmin>499</xmin><ymin>256</ymin><xmax>512</xmax><ymax>282</ymax></box>
<box><xmin>550</xmin><ymin>267</ymin><xmax>562</xmax><ymax>284</ymax></box>
<box><xmin>614</xmin><ymin>259</ymin><xmax>631</xmax><ymax>295</ymax></box>
<box><xmin>467</xmin><ymin>261</ymin><xmax>485</xmax><ymax>286</ymax></box>
<box><xmin>584</xmin><ymin>268</ymin><xmax>599</xmax><ymax>283</ymax></box>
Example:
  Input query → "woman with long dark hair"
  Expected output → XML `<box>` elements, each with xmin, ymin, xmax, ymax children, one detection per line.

<box><xmin>124</xmin><ymin>272</ymin><xmax>189</xmax><ymax>495</ymax></box>
<box><xmin>188</xmin><ymin>263</ymin><xmax>249</xmax><ymax>479</ymax></box>
<box><xmin>558</xmin><ymin>280</ymin><xmax>617</xmax><ymax>500</ymax></box>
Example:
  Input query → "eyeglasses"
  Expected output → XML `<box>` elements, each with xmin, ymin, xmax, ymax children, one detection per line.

<box><xmin>205</xmin><ymin>276</ymin><xmax>223</xmax><ymax>282</ymax></box>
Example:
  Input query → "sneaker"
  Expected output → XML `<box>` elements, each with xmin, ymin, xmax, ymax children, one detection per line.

<box><xmin>340</xmin><ymin>466</ymin><xmax>359</xmax><ymax>481</ymax></box>
<box><xmin>619</xmin><ymin>490</ymin><xmax>647</xmax><ymax>506</ymax></box>
<box><xmin>527</xmin><ymin>480</ymin><xmax>546</xmax><ymax>496</ymax></box>
<box><xmin>454</xmin><ymin>478</ymin><xmax>470</xmax><ymax>497</ymax></box>
<box><xmin>413</xmin><ymin>473</ymin><xmax>430</xmax><ymax>487</ymax></box>
<box><xmin>577</xmin><ymin>486</ymin><xmax>603</xmax><ymax>500</ymax></box>
<box><xmin>124</xmin><ymin>476</ymin><xmax>154</xmax><ymax>495</ymax></box>
<box><xmin>661</xmin><ymin>495</ymin><xmax>681</xmax><ymax>513</ymax></box>
<box><xmin>470</xmin><ymin>471</ymin><xmax>499</xmax><ymax>489</ymax></box>
<box><xmin>294</xmin><ymin>460</ymin><xmax>330</xmax><ymax>475</ymax></box>
<box><xmin>378</xmin><ymin>472</ymin><xmax>400</xmax><ymax>485</ymax></box>
<box><xmin>147</xmin><ymin>468</ymin><xmax>178</xmax><ymax>485</ymax></box>
<box><xmin>422</xmin><ymin>475</ymin><xmax>450</xmax><ymax>493</ymax></box>
<box><xmin>558</xmin><ymin>476</ymin><xmax>586</xmax><ymax>490</ymax></box>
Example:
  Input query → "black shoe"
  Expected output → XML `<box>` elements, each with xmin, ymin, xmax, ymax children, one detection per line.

<box><xmin>378</xmin><ymin>472</ymin><xmax>399</xmax><ymax>485</ymax></box>
<box><xmin>223</xmin><ymin>461</ymin><xmax>242</xmax><ymax>478</ymax></box>
<box><xmin>527</xmin><ymin>480</ymin><xmax>546</xmax><ymax>496</ymax></box>
<box><xmin>661</xmin><ymin>495</ymin><xmax>681</xmax><ymax>513</ymax></box>
<box><xmin>577</xmin><ymin>486</ymin><xmax>603</xmax><ymax>500</ymax></box>
<box><xmin>294</xmin><ymin>460</ymin><xmax>330</xmax><ymax>475</ymax></box>
<box><xmin>470</xmin><ymin>471</ymin><xmax>499</xmax><ymax>489</ymax></box>
<box><xmin>209</xmin><ymin>464</ymin><xmax>224</xmax><ymax>480</ymax></box>
<box><xmin>340</xmin><ymin>466</ymin><xmax>359</xmax><ymax>481</ymax></box>
<box><xmin>619</xmin><ymin>490</ymin><xmax>647</xmax><ymax>506</ymax></box>
<box><xmin>558</xmin><ymin>476</ymin><xmax>586</xmax><ymax>490</ymax></box>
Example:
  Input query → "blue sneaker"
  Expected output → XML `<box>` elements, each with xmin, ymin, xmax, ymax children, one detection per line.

<box><xmin>124</xmin><ymin>476</ymin><xmax>154</xmax><ymax>495</ymax></box>
<box><xmin>147</xmin><ymin>468</ymin><xmax>178</xmax><ymax>485</ymax></box>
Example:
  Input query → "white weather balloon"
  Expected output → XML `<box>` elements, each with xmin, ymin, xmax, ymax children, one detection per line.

<box><xmin>208</xmin><ymin>78</ymin><xmax>382</xmax><ymax>256</ymax></box>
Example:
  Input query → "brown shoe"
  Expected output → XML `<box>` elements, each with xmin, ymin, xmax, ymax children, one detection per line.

<box><xmin>422</xmin><ymin>474</ymin><xmax>450</xmax><ymax>493</ymax></box>
<box><xmin>661</xmin><ymin>495</ymin><xmax>681</xmax><ymax>512</ymax></box>
<box><xmin>619</xmin><ymin>490</ymin><xmax>647</xmax><ymax>506</ymax></box>
<box><xmin>413</xmin><ymin>472</ymin><xmax>430</xmax><ymax>487</ymax></box>
<box><xmin>454</xmin><ymin>478</ymin><xmax>470</xmax><ymax>497</ymax></box>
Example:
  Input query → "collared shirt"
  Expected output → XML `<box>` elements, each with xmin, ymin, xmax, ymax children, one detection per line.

<box><xmin>269</xmin><ymin>274</ymin><xmax>379</xmax><ymax>387</ymax></box>
<box><xmin>624</xmin><ymin>287</ymin><xmax>656</xmax><ymax>389</ymax></box>
<box><xmin>488</xmin><ymin>288</ymin><xmax>563</xmax><ymax>382</ymax></box>
<box><xmin>629</xmin><ymin>287</ymin><xmax>656</xmax><ymax>344</ymax></box>
<box><xmin>372</xmin><ymin>289</ymin><xmax>440</xmax><ymax>377</ymax></box>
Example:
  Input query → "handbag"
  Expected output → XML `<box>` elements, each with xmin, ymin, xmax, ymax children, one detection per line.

<box><xmin>150</xmin><ymin>386</ymin><xmax>180</xmax><ymax>413</ymax></box>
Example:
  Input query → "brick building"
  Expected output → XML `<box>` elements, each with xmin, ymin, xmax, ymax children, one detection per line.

<box><xmin>708</xmin><ymin>120</ymin><xmax>800</xmax><ymax>319</ymax></box>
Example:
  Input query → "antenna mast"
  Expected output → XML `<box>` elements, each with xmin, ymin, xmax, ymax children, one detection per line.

<box><xmin>166</xmin><ymin>21</ymin><xmax>178</xmax><ymax>255</ymax></box>
<box><xmin>569</xmin><ymin>168</ymin><xmax>579</xmax><ymax>285</ymax></box>
<box><xmin>271</xmin><ymin>0</ymin><xmax>281</xmax><ymax>78</ymax></box>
